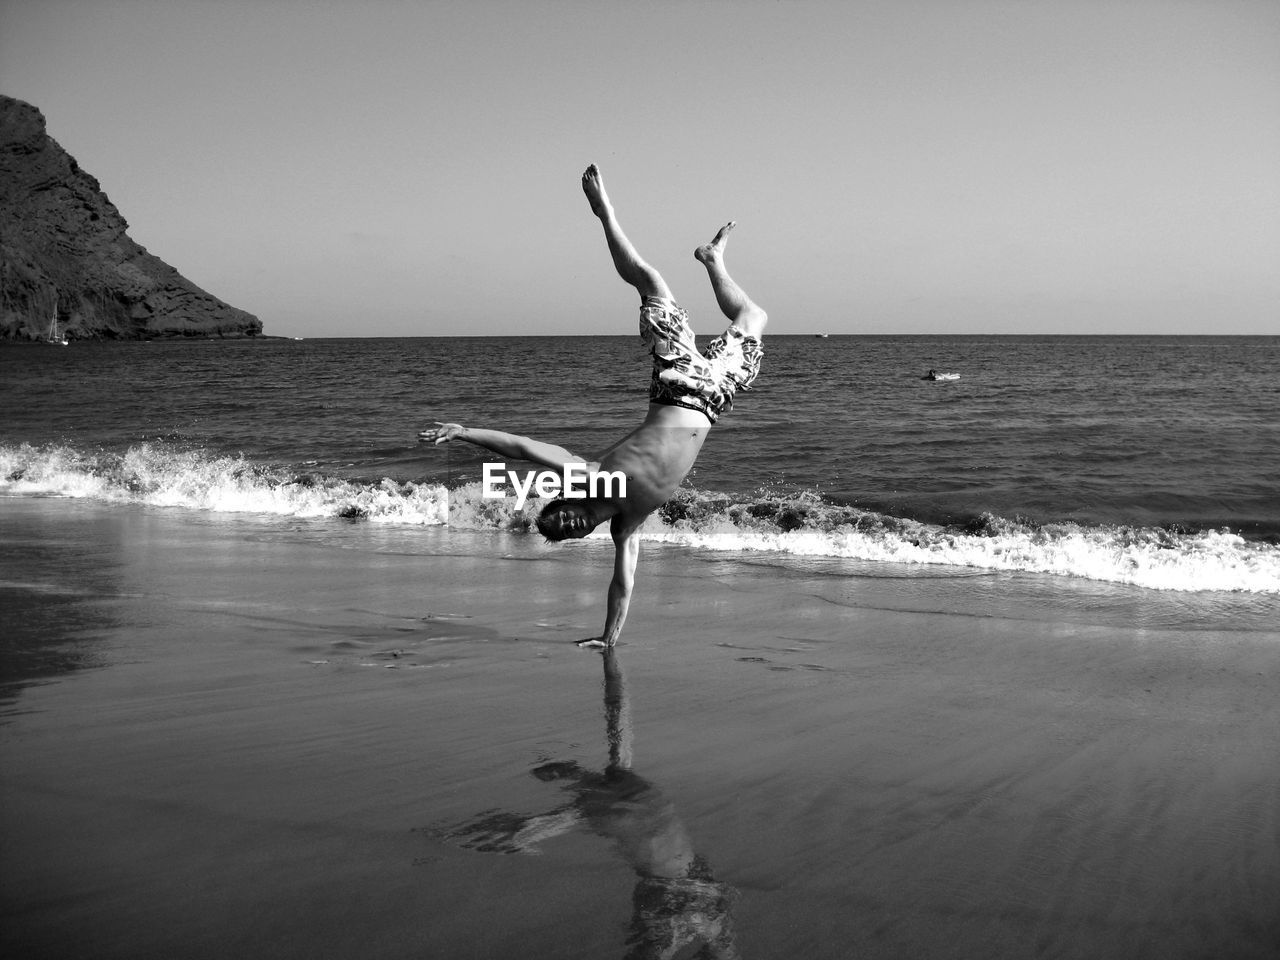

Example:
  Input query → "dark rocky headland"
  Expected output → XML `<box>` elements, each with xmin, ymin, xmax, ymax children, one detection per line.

<box><xmin>1</xmin><ymin>95</ymin><xmax>262</xmax><ymax>340</ymax></box>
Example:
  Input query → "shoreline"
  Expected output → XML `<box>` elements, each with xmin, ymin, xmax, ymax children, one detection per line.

<box><xmin>3</xmin><ymin>498</ymin><xmax>1279</xmax><ymax>958</ymax></box>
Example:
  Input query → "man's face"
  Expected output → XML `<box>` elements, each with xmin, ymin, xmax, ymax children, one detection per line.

<box><xmin>540</xmin><ymin>502</ymin><xmax>597</xmax><ymax>540</ymax></box>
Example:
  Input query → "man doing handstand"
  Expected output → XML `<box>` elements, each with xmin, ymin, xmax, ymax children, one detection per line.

<box><xmin>419</xmin><ymin>165</ymin><xmax>768</xmax><ymax>647</ymax></box>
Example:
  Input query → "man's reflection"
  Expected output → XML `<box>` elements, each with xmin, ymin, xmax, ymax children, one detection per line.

<box><xmin>434</xmin><ymin>648</ymin><xmax>740</xmax><ymax>959</ymax></box>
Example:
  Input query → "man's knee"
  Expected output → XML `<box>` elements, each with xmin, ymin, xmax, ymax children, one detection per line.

<box><xmin>633</xmin><ymin>265</ymin><xmax>672</xmax><ymax>301</ymax></box>
<box><xmin>737</xmin><ymin>306</ymin><xmax>767</xmax><ymax>339</ymax></box>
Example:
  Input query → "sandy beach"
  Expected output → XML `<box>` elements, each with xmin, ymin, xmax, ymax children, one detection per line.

<box><xmin>3</xmin><ymin>496</ymin><xmax>1279</xmax><ymax>959</ymax></box>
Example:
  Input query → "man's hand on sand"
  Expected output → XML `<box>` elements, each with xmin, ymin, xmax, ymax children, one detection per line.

<box><xmin>419</xmin><ymin>421</ymin><xmax>463</xmax><ymax>445</ymax></box>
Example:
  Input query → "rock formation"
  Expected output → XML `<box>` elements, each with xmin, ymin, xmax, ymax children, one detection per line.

<box><xmin>0</xmin><ymin>95</ymin><xmax>262</xmax><ymax>340</ymax></box>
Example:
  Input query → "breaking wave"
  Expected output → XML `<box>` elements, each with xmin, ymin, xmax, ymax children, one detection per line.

<box><xmin>0</xmin><ymin>442</ymin><xmax>449</xmax><ymax>525</ymax></box>
<box><xmin>4</xmin><ymin>442</ymin><xmax>1278</xmax><ymax>594</ymax></box>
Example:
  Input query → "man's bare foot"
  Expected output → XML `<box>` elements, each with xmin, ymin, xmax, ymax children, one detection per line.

<box><xmin>694</xmin><ymin>221</ymin><xmax>736</xmax><ymax>265</ymax></box>
<box><xmin>581</xmin><ymin>164</ymin><xmax>613</xmax><ymax>219</ymax></box>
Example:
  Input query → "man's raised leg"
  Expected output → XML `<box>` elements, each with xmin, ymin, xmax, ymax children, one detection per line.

<box><xmin>582</xmin><ymin>164</ymin><xmax>672</xmax><ymax>302</ymax></box>
<box><xmin>695</xmin><ymin>223</ymin><xmax>768</xmax><ymax>340</ymax></box>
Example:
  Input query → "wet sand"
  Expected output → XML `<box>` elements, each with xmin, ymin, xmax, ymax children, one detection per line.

<box><xmin>2</xmin><ymin>497</ymin><xmax>1279</xmax><ymax>959</ymax></box>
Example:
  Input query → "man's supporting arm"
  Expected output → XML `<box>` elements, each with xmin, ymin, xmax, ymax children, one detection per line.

<box><xmin>577</xmin><ymin>525</ymin><xmax>640</xmax><ymax>648</ymax></box>
<box><xmin>602</xmin><ymin>528</ymin><xmax>640</xmax><ymax>645</ymax></box>
<box><xmin>419</xmin><ymin>422</ymin><xmax>588</xmax><ymax>471</ymax></box>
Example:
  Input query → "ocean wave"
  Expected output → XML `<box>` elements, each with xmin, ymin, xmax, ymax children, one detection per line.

<box><xmin>647</xmin><ymin>489</ymin><xmax>1280</xmax><ymax>594</ymax></box>
<box><xmin>3</xmin><ymin>443</ymin><xmax>1277</xmax><ymax>594</ymax></box>
<box><xmin>0</xmin><ymin>442</ymin><xmax>449</xmax><ymax>525</ymax></box>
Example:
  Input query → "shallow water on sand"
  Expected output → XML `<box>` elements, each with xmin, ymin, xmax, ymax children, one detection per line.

<box><xmin>3</xmin><ymin>500</ymin><xmax>1279</xmax><ymax>959</ymax></box>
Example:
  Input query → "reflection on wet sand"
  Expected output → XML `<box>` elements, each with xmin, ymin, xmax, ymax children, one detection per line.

<box><xmin>434</xmin><ymin>648</ymin><xmax>740</xmax><ymax>958</ymax></box>
<box><xmin>0</xmin><ymin>510</ymin><xmax>125</xmax><ymax>716</ymax></box>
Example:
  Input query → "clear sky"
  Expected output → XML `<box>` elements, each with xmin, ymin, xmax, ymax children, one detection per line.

<box><xmin>2</xmin><ymin>0</ymin><xmax>1277</xmax><ymax>336</ymax></box>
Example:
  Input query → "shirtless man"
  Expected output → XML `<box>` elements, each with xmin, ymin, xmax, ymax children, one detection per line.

<box><xmin>419</xmin><ymin>164</ymin><xmax>768</xmax><ymax>647</ymax></box>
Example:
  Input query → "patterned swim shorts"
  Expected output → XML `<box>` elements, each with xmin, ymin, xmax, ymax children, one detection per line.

<box><xmin>638</xmin><ymin>297</ymin><xmax>763</xmax><ymax>424</ymax></box>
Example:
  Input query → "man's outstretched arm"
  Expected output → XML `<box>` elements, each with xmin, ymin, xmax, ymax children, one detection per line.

<box><xmin>580</xmin><ymin>525</ymin><xmax>640</xmax><ymax>648</ymax></box>
<box><xmin>419</xmin><ymin>422</ymin><xmax>590</xmax><ymax>471</ymax></box>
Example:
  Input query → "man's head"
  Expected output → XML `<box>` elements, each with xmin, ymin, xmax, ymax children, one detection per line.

<box><xmin>536</xmin><ymin>499</ymin><xmax>601</xmax><ymax>541</ymax></box>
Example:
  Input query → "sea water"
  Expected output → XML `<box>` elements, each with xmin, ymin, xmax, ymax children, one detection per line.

<box><xmin>3</xmin><ymin>335</ymin><xmax>1279</xmax><ymax>607</ymax></box>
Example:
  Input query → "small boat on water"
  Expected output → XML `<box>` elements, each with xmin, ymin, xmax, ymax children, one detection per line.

<box><xmin>814</xmin><ymin>333</ymin><xmax>829</xmax><ymax>338</ymax></box>
<box><xmin>923</xmin><ymin>369</ymin><xmax>959</xmax><ymax>381</ymax></box>
<box><xmin>45</xmin><ymin>295</ymin><xmax>68</xmax><ymax>346</ymax></box>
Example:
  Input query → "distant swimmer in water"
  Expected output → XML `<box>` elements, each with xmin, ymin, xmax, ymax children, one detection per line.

<box><xmin>419</xmin><ymin>164</ymin><xmax>769</xmax><ymax>647</ymax></box>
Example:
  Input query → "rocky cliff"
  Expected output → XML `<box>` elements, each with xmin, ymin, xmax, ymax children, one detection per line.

<box><xmin>0</xmin><ymin>95</ymin><xmax>262</xmax><ymax>340</ymax></box>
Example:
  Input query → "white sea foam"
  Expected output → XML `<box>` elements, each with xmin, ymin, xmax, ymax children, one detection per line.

<box><xmin>3</xmin><ymin>443</ymin><xmax>1277</xmax><ymax>593</ymax></box>
<box><xmin>0</xmin><ymin>442</ymin><xmax>448</xmax><ymax>525</ymax></box>
<box><xmin>643</xmin><ymin>519</ymin><xmax>1280</xmax><ymax>593</ymax></box>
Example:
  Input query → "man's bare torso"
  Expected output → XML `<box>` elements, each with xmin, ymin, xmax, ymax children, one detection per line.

<box><xmin>591</xmin><ymin>404</ymin><xmax>710</xmax><ymax>527</ymax></box>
